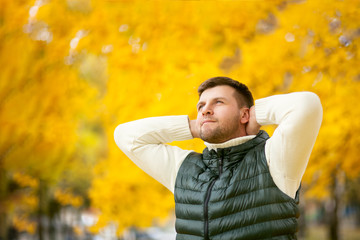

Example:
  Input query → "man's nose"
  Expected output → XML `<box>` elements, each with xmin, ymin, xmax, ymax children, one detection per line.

<box><xmin>202</xmin><ymin>104</ymin><xmax>213</xmax><ymax>115</ymax></box>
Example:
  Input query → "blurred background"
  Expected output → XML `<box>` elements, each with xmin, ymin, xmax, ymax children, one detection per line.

<box><xmin>1</xmin><ymin>0</ymin><xmax>360</xmax><ymax>239</ymax></box>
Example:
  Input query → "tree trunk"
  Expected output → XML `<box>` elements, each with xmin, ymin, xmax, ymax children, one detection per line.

<box><xmin>328</xmin><ymin>172</ymin><xmax>342</xmax><ymax>240</ymax></box>
<box><xmin>37</xmin><ymin>179</ymin><xmax>46</xmax><ymax>240</ymax></box>
<box><xmin>0</xmin><ymin>167</ymin><xmax>8</xmax><ymax>240</ymax></box>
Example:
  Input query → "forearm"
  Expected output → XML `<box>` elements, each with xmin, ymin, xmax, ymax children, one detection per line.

<box><xmin>115</xmin><ymin>115</ymin><xmax>193</xmax><ymax>149</ymax></box>
<box><xmin>255</xmin><ymin>92</ymin><xmax>322</xmax><ymax>127</ymax></box>
<box><xmin>114</xmin><ymin>115</ymin><xmax>194</xmax><ymax>192</ymax></box>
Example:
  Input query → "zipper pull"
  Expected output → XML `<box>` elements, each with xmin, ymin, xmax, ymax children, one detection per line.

<box><xmin>217</xmin><ymin>150</ymin><xmax>224</xmax><ymax>175</ymax></box>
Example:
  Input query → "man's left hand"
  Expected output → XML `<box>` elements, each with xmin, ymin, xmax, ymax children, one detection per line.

<box><xmin>246</xmin><ymin>106</ymin><xmax>261</xmax><ymax>135</ymax></box>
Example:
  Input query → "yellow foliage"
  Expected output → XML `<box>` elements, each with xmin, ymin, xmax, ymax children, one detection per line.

<box><xmin>12</xmin><ymin>216</ymin><xmax>36</xmax><ymax>234</ymax></box>
<box><xmin>55</xmin><ymin>189</ymin><xmax>83</xmax><ymax>207</ymax></box>
<box><xmin>73</xmin><ymin>225</ymin><xmax>84</xmax><ymax>237</ymax></box>
<box><xmin>1</xmin><ymin>0</ymin><xmax>360</xmax><ymax>236</ymax></box>
<box><xmin>13</xmin><ymin>172</ymin><xmax>39</xmax><ymax>189</ymax></box>
<box><xmin>20</xmin><ymin>194</ymin><xmax>38</xmax><ymax>211</ymax></box>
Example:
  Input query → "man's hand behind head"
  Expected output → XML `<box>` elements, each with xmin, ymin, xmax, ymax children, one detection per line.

<box><xmin>246</xmin><ymin>106</ymin><xmax>261</xmax><ymax>136</ymax></box>
<box><xmin>189</xmin><ymin>119</ymin><xmax>200</xmax><ymax>139</ymax></box>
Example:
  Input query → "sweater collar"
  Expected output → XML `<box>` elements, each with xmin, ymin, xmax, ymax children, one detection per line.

<box><xmin>204</xmin><ymin>135</ymin><xmax>256</xmax><ymax>151</ymax></box>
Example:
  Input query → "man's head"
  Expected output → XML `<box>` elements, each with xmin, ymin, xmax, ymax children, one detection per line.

<box><xmin>196</xmin><ymin>77</ymin><xmax>254</xmax><ymax>143</ymax></box>
<box><xmin>198</xmin><ymin>76</ymin><xmax>254</xmax><ymax>108</ymax></box>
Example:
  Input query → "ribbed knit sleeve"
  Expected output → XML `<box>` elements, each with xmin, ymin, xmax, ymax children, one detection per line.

<box><xmin>114</xmin><ymin>115</ymin><xmax>194</xmax><ymax>193</ymax></box>
<box><xmin>254</xmin><ymin>92</ymin><xmax>323</xmax><ymax>198</ymax></box>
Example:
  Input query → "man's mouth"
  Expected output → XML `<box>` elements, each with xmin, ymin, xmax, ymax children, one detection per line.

<box><xmin>201</xmin><ymin>120</ymin><xmax>216</xmax><ymax>126</ymax></box>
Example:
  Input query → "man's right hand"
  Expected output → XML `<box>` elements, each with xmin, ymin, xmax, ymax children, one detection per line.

<box><xmin>189</xmin><ymin>119</ymin><xmax>200</xmax><ymax>138</ymax></box>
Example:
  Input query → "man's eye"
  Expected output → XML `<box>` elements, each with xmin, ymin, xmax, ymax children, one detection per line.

<box><xmin>216</xmin><ymin>101</ymin><xmax>223</xmax><ymax>104</ymax></box>
<box><xmin>197</xmin><ymin>105</ymin><xmax>203</xmax><ymax>111</ymax></box>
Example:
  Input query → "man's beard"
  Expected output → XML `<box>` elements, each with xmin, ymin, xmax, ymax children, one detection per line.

<box><xmin>199</xmin><ymin>117</ymin><xmax>240</xmax><ymax>144</ymax></box>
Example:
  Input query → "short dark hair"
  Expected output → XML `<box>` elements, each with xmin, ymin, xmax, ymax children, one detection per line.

<box><xmin>198</xmin><ymin>76</ymin><xmax>254</xmax><ymax>108</ymax></box>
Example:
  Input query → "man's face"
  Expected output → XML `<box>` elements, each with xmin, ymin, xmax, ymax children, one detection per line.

<box><xmin>196</xmin><ymin>85</ymin><xmax>246</xmax><ymax>143</ymax></box>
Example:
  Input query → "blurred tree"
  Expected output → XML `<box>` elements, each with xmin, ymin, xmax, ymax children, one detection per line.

<box><xmin>1</xmin><ymin>0</ymin><xmax>360</xmax><ymax>239</ymax></box>
<box><xmin>0</xmin><ymin>0</ymin><xmax>99</xmax><ymax>238</ymax></box>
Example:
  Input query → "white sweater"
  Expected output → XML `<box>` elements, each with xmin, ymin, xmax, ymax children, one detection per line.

<box><xmin>114</xmin><ymin>92</ymin><xmax>323</xmax><ymax>199</ymax></box>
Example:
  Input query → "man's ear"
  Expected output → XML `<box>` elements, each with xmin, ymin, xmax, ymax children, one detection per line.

<box><xmin>240</xmin><ymin>108</ymin><xmax>250</xmax><ymax>124</ymax></box>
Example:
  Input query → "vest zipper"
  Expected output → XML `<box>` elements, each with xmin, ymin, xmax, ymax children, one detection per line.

<box><xmin>204</xmin><ymin>154</ymin><xmax>223</xmax><ymax>239</ymax></box>
<box><xmin>218</xmin><ymin>155</ymin><xmax>223</xmax><ymax>176</ymax></box>
<box><xmin>204</xmin><ymin>179</ymin><xmax>216</xmax><ymax>240</ymax></box>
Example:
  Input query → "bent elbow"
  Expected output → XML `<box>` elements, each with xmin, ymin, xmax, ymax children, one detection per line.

<box><xmin>306</xmin><ymin>92</ymin><xmax>323</xmax><ymax>115</ymax></box>
<box><xmin>299</xmin><ymin>92</ymin><xmax>323</xmax><ymax>123</ymax></box>
<box><xmin>114</xmin><ymin>123</ymin><xmax>132</xmax><ymax>153</ymax></box>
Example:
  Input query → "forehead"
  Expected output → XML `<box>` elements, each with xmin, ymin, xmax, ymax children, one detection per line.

<box><xmin>199</xmin><ymin>85</ymin><xmax>237</xmax><ymax>101</ymax></box>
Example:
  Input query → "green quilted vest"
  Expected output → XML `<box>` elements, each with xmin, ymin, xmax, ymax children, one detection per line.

<box><xmin>174</xmin><ymin>131</ymin><xmax>300</xmax><ymax>240</ymax></box>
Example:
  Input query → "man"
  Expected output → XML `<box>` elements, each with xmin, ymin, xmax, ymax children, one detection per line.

<box><xmin>114</xmin><ymin>77</ymin><xmax>323</xmax><ymax>239</ymax></box>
